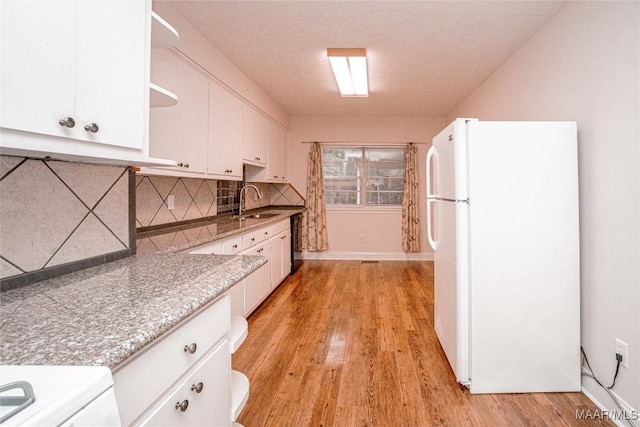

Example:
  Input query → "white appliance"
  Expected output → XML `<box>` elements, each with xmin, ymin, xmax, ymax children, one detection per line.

<box><xmin>426</xmin><ymin>118</ymin><xmax>581</xmax><ymax>394</ymax></box>
<box><xmin>0</xmin><ymin>365</ymin><xmax>121</xmax><ymax>426</ymax></box>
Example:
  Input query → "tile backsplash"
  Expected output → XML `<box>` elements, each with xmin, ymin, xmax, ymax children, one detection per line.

<box><xmin>0</xmin><ymin>156</ymin><xmax>131</xmax><ymax>283</ymax></box>
<box><xmin>135</xmin><ymin>175</ymin><xmax>301</xmax><ymax>230</ymax></box>
<box><xmin>136</xmin><ymin>175</ymin><xmax>218</xmax><ymax>228</ymax></box>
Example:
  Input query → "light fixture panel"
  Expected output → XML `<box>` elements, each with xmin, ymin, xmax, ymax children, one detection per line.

<box><xmin>327</xmin><ymin>48</ymin><xmax>369</xmax><ymax>97</ymax></box>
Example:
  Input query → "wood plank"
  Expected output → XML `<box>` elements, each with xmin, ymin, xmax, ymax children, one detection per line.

<box><xmin>233</xmin><ymin>260</ymin><xmax>612</xmax><ymax>426</ymax></box>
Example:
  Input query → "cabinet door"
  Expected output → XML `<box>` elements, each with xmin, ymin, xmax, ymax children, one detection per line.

<box><xmin>139</xmin><ymin>340</ymin><xmax>231</xmax><ymax>427</ymax></box>
<box><xmin>242</xmin><ymin>106</ymin><xmax>268</xmax><ymax>165</ymax></box>
<box><xmin>208</xmin><ymin>82</ymin><xmax>243</xmax><ymax>179</ymax></box>
<box><xmin>267</xmin><ymin>122</ymin><xmax>283</xmax><ymax>181</ymax></box>
<box><xmin>75</xmin><ymin>0</ymin><xmax>146</xmax><ymax>149</ymax></box>
<box><xmin>0</xmin><ymin>1</ymin><xmax>76</xmax><ymax>138</ymax></box>
<box><xmin>271</xmin><ymin>230</ymin><xmax>291</xmax><ymax>288</ymax></box>
<box><xmin>281</xmin><ymin>129</ymin><xmax>289</xmax><ymax>182</ymax></box>
<box><xmin>282</xmin><ymin>229</ymin><xmax>292</xmax><ymax>281</ymax></box>
<box><xmin>243</xmin><ymin>242</ymin><xmax>271</xmax><ymax>316</ymax></box>
<box><xmin>179</xmin><ymin>62</ymin><xmax>208</xmax><ymax>174</ymax></box>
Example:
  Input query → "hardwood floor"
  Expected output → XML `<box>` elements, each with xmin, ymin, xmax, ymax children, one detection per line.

<box><xmin>233</xmin><ymin>260</ymin><xmax>610</xmax><ymax>427</ymax></box>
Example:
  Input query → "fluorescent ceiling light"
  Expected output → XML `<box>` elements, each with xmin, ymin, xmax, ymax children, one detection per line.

<box><xmin>327</xmin><ymin>48</ymin><xmax>368</xmax><ymax>97</ymax></box>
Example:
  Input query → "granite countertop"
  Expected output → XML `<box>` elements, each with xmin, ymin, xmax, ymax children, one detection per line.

<box><xmin>0</xmin><ymin>253</ymin><xmax>266</xmax><ymax>370</ymax></box>
<box><xmin>137</xmin><ymin>206</ymin><xmax>305</xmax><ymax>254</ymax></box>
<box><xmin>0</xmin><ymin>205</ymin><xmax>304</xmax><ymax>370</ymax></box>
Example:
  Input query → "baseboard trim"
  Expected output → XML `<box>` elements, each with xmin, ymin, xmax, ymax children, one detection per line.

<box><xmin>303</xmin><ymin>251</ymin><xmax>433</xmax><ymax>261</ymax></box>
<box><xmin>581</xmin><ymin>385</ymin><xmax>639</xmax><ymax>427</ymax></box>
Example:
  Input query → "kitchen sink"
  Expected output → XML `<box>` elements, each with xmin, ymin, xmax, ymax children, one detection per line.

<box><xmin>243</xmin><ymin>213</ymin><xmax>280</xmax><ymax>219</ymax></box>
<box><xmin>233</xmin><ymin>213</ymin><xmax>280</xmax><ymax>220</ymax></box>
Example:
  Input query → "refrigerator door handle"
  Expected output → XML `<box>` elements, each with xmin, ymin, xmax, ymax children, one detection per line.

<box><xmin>426</xmin><ymin>145</ymin><xmax>435</xmax><ymax>199</ymax></box>
<box><xmin>426</xmin><ymin>145</ymin><xmax>437</xmax><ymax>250</ymax></box>
<box><xmin>427</xmin><ymin>198</ymin><xmax>436</xmax><ymax>250</ymax></box>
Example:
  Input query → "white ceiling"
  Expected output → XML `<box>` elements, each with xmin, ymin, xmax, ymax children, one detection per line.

<box><xmin>168</xmin><ymin>1</ymin><xmax>567</xmax><ymax>117</ymax></box>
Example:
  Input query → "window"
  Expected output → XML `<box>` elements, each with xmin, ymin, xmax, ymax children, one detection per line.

<box><xmin>323</xmin><ymin>146</ymin><xmax>405</xmax><ymax>206</ymax></box>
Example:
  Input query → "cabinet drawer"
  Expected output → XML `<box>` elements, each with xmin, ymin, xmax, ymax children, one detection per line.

<box><xmin>270</xmin><ymin>219</ymin><xmax>290</xmax><ymax>235</ymax></box>
<box><xmin>113</xmin><ymin>296</ymin><xmax>231</xmax><ymax>426</ymax></box>
<box><xmin>242</xmin><ymin>229</ymin><xmax>264</xmax><ymax>249</ymax></box>
<box><xmin>223</xmin><ymin>236</ymin><xmax>243</xmax><ymax>254</ymax></box>
<box><xmin>187</xmin><ymin>240</ymin><xmax>223</xmax><ymax>255</ymax></box>
<box><xmin>136</xmin><ymin>340</ymin><xmax>231</xmax><ymax>426</ymax></box>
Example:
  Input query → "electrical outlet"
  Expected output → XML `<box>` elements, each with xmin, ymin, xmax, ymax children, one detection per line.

<box><xmin>615</xmin><ymin>338</ymin><xmax>628</xmax><ymax>368</ymax></box>
<box><xmin>167</xmin><ymin>195</ymin><xmax>175</xmax><ymax>211</ymax></box>
<box><xmin>359</xmin><ymin>234</ymin><xmax>366</xmax><ymax>243</ymax></box>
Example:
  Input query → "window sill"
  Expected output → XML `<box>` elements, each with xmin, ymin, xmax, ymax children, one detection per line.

<box><xmin>326</xmin><ymin>205</ymin><xmax>402</xmax><ymax>214</ymax></box>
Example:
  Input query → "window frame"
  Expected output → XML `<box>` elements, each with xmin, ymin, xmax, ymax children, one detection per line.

<box><xmin>322</xmin><ymin>145</ymin><xmax>406</xmax><ymax>211</ymax></box>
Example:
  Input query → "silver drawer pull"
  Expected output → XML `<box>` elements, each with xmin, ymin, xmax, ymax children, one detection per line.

<box><xmin>183</xmin><ymin>343</ymin><xmax>197</xmax><ymax>354</ymax></box>
<box><xmin>83</xmin><ymin>122</ymin><xmax>99</xmax><ymax>133</ymax></box>
<box><xmin>58</xmin><ymin>117</ymin><xmax>75</xmax><ymax>128</ymax></box>
<box><xmin>232</xmin><ymin>244</ymin><xmax>238</xmax><ymax>249</ymax></box>
<box><xmin>191</xmin><ymin>382</ymin><xmax>204</xmax><ymax>393</ymax></box>
<box><xmin>175</xmin><ymin>400</ymin><xmax>189</xmax><ymax>412</ymax></box>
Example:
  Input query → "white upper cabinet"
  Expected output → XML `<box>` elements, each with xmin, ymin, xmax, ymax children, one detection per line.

<box><xmin>242</xmin><ymin>106</ymin><xmax>268</xmax><ymax>166</ymax></box>
<box><xmin>208</xmin><ymin>81</ymin><xmax>243</xmax><ymax>180</ymax></box>
<box><xmin>1</xmin><ymin>1</ymin><xmax>147</xmax><ymax>150</ymax></box>
<box><xmin>245</xmin><ymin>122</ymin><xmax>289</xmax><ymax>183</ymax></box>
<box><xmin>267</xmin><ymin>123</ymin><xmax>289</xmax><ymax>182</ymax></box>
<box><xmin>148</xmin><ymin>51</ymin><xmax>208</xmax><ymax>175</ymax></box>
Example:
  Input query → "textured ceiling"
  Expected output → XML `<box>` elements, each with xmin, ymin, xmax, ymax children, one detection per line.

<box><xmin>168</xmin><ymin>1</ymin><xmax>566</xmax><ymax>117</ymax></box>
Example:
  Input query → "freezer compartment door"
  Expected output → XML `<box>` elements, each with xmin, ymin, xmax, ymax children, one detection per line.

<box><xmin>433</xmin><ymin>199</ymin><xmax>469</xmax><ymax>384</ymax></box>
<box><xmin>431</xmin><ymin>118</ymin><xmax>475</xmax><ymax>200</ymax></box>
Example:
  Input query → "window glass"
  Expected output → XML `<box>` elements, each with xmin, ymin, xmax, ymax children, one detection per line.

<box><xmin>323</xmin><ymin>146</ymin><xmax>405</xmax><ymax>206</ymax></box>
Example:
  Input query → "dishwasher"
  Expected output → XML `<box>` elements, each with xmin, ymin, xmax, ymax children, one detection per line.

<box><xmin>0</xmin><ymin>365</ymin><xmax>120</xmax><ymax>426</ymax></box>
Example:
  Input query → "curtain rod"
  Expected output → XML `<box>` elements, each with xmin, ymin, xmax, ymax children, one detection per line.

<box><xmin>301</xmin><ymin>141</ymin><xmax>430</xmax><ymax>145</ymax></box>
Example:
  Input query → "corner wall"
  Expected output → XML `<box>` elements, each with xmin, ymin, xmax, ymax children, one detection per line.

<box><xmin>447</xmin><ymin>1</ymin><xmax>640</xmax><ymax>415</ymax></box>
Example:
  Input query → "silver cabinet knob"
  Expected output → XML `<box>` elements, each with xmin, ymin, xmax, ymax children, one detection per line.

<box><xmin>273</xmin><ymin>175</ymin><xmax>278</xmax><ymax>179</ymax></box>
<box><xmin>58</xmin><ymin>117</ymin><xmax>75</xmax><ymax>128</ymax></box>
<box><xmin>183</xmin><ymin>343</ymin><xmax>197</xmax><ymax>354</ymax></box>
<box><xmin>191</xmin><ymin>382</ymin><xmax>204</xmax><ymax>393</ymax></box>
<box><xmin>175</xmin><ymin>400</ymin><xmax>189</xmax><ymax>412</ymax></box>
<box><xmin>255</xmin><ymin>157</ymin><xmax>261</xmax><ymax>161</ymax></box>
<box><xmin>232</xmin><ymin>244</ymin><xmax>238</xmax><ymax>249</ymax></box>
<box><xmin>184</xmin><ymin>163</ymin><xmax>189</xmax><ymax>168</ymax></box>
<box><xmin>84</xmin><ymin>123</ymin><xmax>99</xmax><ymax>133</ymax></box>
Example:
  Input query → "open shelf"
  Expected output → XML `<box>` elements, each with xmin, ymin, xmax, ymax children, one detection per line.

<box><xmin>151</xmin><ymin>11</ymin><xmax>179</xmax><ymax>49</ymax></box>
<box><xmin>150</xmin><ymin>82</ymin><xmax>178</xmax><ymax>108</ymax></box>
<box><xmin>231</xmin><ymin>370</ymin><xmax>250</xmax><ymax>421</ymax></box>
<box><xmin>230</xmin><ymin>315</ymin><xmax>249</xmax><ymax>353</ymax></box>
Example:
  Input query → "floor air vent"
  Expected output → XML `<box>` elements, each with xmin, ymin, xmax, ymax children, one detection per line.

<box><xmin>361</xmin><ymin>260</ymin><xmax>380</xmax><ymax>264</ymax></box>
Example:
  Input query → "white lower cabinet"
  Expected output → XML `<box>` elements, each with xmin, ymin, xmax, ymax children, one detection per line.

<box><xmin>138</xmin><ymin>339</ymin><xmax>231</xmax><ymax>426</ymax></box>
<box><xmin>270</xmin><ymin>220</ymin><xmax>292</xmax><ymax>289</ymax></box>
<box><xmin>242</xmin><ymin>241</ymin><xmax>271</xmax><ymax>316</ymax></box>
<box><xmin>113</xmin><ymin>296</ymin><xmax>238</xmax><ymax>426</ymax></box>
<box><xmin>186</xmin><ymin>218</ymin><xmax>293</xmax><ymax>318</ymax></box>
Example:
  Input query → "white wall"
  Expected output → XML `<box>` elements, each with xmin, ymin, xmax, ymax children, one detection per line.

<box><xmin>447</xmin><ymin>1</ymin><xmax>639</xmax><ymax>414</ymax></box>
<box><xmin>289</xmin><ymin>115</ymin><xmax>445</xmax><ymax>260</ymax></box>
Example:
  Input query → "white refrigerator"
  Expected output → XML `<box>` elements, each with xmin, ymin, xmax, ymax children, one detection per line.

<box><xmin>427</xmin><ymin>118</ymin><xmax>581</xmax><ymax>394</ymax></box>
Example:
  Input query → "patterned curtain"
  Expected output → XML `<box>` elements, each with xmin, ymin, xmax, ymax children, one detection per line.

<box><xmin>402</xmin><ymin>143</ymin><xmax>420</xmax><ymax>252</ymax></box>
<box><xmin>303</xmin><ymin>142</ymin><xmax>329</xmax><ymax>251</ymax></box>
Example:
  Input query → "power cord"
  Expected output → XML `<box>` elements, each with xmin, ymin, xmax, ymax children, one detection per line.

<box><xmin>580</xmin><ymin>346</ymin><xmax>635</xmax><ymax>427</ymax></box>
<box><xmin>581</xmin><ymin>347</ymin><xmax>622</xmax><ymax>389</ymax></box>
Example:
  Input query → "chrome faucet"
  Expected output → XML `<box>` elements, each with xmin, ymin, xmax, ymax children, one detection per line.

<box><xmin>238</xmin><ymin>184</ymin><xmax>263</xmax><ymax>217</ymax></box>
